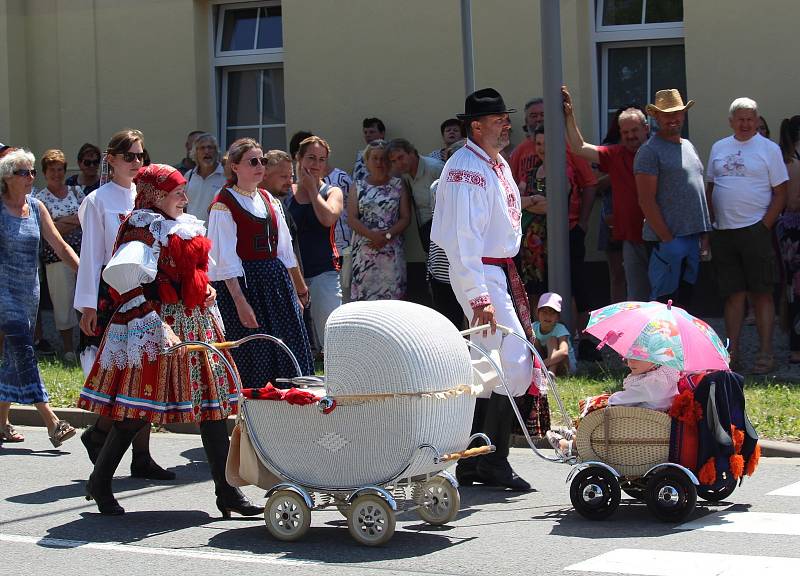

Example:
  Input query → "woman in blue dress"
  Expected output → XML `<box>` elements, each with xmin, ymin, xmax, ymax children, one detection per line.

<box><xmin>0</xmin><ymin>148</ymin><xmax>80</xmax><ymax>446</ymax></box>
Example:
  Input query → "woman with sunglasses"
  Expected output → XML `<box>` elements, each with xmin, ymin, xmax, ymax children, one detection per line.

<box><xmin>0</xmin><ymin>148</ymin><xmax>79</xmax><ymax>447</ymax></box>
<box><xmin>208</xmin><ymin>138</ymin><xmax>313</xmax><ymax>389</ymax></box>
<box><xmin>74</xmin><ymin>129</ymin><xmax>173</xmax><ymax>480</ymax></box>
<box><xmin>65</xmin><ymin>143</ymin><xmax>102</xmax><ymax>194</ymax></box>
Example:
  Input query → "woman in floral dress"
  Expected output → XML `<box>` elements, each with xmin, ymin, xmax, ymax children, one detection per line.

<box><xmin>347</xmin><ymin>140</ymin><xmax>411</xmax><ymax>300</ymax></box>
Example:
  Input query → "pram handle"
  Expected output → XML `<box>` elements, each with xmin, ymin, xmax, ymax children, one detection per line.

<box><xmin>463</xmin><ymin>330</ymin><xmax>575</xmax><ymax>464</ymax></box>
<box><xmin>166</xmin><ymin>333</ymin><xmax>303</xmax><ymax>397</ymax></box>
<box><xmin>438</xmin><ymin>445</ymin><xmax>495</xmax><ymax>462</ymax></box>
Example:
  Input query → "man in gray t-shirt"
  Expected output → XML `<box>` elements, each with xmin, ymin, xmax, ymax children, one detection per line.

<box><xmin>634</xmin><ymin>89</ymin><xmax>711</xmax><ymax>306</ymax></box>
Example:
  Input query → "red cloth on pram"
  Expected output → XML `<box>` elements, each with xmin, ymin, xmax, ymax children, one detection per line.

<box><xmin>242</xmin><ymin>383</ymin><xmax>318</xmax><ymax>405</ymax></box>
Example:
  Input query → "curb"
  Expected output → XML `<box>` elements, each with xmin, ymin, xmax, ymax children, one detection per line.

<box><xmin>8</xmin><ymin>406</ymin><xmax>800</xmax><ymax>458</ymax></box>
<box><xmin>6</xmin><ymin>406</ymin><xmax>237</xmax><ymax>435</ymax></box>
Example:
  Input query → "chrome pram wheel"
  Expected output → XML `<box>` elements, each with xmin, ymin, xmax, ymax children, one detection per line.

<box><xmin>348</xmin><ymin>494</ymin><xmax>395</xmax><ymax>546</ymax></box>
<box><xmin>265</xmin><ymin>490</ymin><xmax>311</xmax><ymax>542</ymax></box>
<box><xmin>569</xmin><ymin>466</ymin><xmax>621</xmax><ymax>520</ymax></box>
<box><xmin>415</xmin><ymin>476</ymin><xmax>460</xmax><ymax>526</ymax></box>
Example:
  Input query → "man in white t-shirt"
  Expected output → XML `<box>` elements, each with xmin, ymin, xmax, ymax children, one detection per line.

<box><xmin>706</xmin><ymin>97</ymin><xmax>788</xmax><ymax>374</ymax></box>
<box><xmin>184</xmin><ymin>133</ymin><xmax>226</xmax><ymax>222</ymax></box>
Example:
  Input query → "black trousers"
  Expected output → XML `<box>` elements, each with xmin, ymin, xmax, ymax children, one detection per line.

<box><xmin>429</xmin><ymin>277</ymin><xmax>465</xmax><ymax>329</ymax></box>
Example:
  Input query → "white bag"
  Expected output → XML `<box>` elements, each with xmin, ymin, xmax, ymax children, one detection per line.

<box><xmin>471</xmin><ymin>347</ymin><xmax>504</xmax><ymax>398</ymax></box>
<box><xmin>80</xmin><ymin>345</ymin><xmax>98</xmax><ymax>377</ymax></box>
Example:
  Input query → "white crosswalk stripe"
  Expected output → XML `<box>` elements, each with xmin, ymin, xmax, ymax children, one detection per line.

<box><xmin>767</xmin><ymin>480</ymin><xmax>800</xmax><ymax>496</ymax></box>
<box><xmin>565</xmin><ymin>548</ymin><xmax>800</xmax><ymax>575</ymax></box>
<box><xmin>674</xmin><ymin>509</ymin><xmax>800</xmax><ymax>535</ymax></box>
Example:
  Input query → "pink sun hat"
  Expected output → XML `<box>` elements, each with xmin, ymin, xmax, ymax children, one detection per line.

<box><xmin>537</xmin><ymin>292</ymin><xmax>562</xmax><ymax>313</ymax></box>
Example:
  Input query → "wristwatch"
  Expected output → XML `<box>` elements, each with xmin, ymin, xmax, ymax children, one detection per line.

<box><xmin>384</xmin><ymin>231</ymin><xmax>392</xmax><ymax>240</ymax></box>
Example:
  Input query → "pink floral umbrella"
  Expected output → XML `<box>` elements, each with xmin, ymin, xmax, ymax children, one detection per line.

<box><xmin>584</xmin><ymin>300</ymin><xmax>729</xmax><ymax>372</ymax></box>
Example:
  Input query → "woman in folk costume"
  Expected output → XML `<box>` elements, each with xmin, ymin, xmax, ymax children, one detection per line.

<box><xmin>207</xmin><ymin>138</ymin><xmax>313</xmax><ymax>389</ymax></box>
<box><xmin>78</xmin><ymin>164</ymin><xmax>262</xmax><ymax>517</ymax></box>
<box><xmin>75</xmin><ymin>129</ymin><xmax>171</xmax><ymax>480</ymax></box>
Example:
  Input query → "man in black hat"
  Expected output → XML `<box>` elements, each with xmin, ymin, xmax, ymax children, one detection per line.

<box><xmin>431</xmin><ymin>88</ymin><xmax>535</xmax><ymax>491</ymax></box>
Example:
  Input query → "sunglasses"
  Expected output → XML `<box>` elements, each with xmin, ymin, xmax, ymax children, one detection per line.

<box><xmin>13</xmin><ymin>169</ymin><xmax>37</xmax><ymax>178</ymax></box>
<box><xmin>116</xmin><ymin>152</ymin><xmax>145</xmax><ymax>163</ymax></box>
<box><xmin>245</xmin><ymin>156</ymin><xmax>269</xmax><ymax>167</ymax></box>
<box><xmin>82</xmin><ymin>158</ymin><xmax>100</xmax><ymax>167</ymax></box>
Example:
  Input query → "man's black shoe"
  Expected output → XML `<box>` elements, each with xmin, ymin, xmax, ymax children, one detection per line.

<box><xmin>476</xmin><ymin>462</ymin><xmax>532</xmax><ymax>491</ymax></box>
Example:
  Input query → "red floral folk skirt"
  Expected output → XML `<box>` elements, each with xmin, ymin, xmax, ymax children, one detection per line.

<box><xmin>77</xmin><ymin>303</ymin><xmax>239</xmax><ymax>424</ymax></box>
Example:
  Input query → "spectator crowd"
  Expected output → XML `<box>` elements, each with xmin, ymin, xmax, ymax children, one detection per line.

<box><xmin>2</xmin><ymin>85</ymin><xmax>799</xmax><ymax>456</ymax></box>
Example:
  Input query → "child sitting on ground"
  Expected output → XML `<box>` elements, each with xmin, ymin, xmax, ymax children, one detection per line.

<box><xmin>533</xmin><ymin>292</ymin><xmax>576</xmax><ymax>376</ymax></box>
<box><xmin>546</xmin><ymin>356</ymin><xmax>681</xmax><ymax>457</ymax></box>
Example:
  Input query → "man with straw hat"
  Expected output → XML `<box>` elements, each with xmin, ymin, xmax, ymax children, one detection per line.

<box><xmin>431</xmin><ymin>88</ymin><xmax>535</xmax><ymax>491</ymax></box>
<box><xmin>634</xmin><ymin>89</ymin><xmax>711</xmax><ymax>308</ymax></box>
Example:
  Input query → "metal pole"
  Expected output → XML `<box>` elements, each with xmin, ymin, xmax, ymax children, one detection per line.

<box><xmin>460</xmin><ymin>0</ymin><xmax>475</xmax><ymax>95</ymax></box>
<box><xmin>540</xmin><ymin>0</ymin><xmax>571</xmax><ymax>328</ymax></box>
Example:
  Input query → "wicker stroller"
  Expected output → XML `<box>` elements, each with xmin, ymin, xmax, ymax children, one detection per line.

<box><xmin>465</xmin><ymin>325</ymin><xmax>749</xmax><ymax>524</ymax></box>
<box><xmin>172</xmin><ymin>300</ymin><xmax>494</xmax><ymax>546</ymax></box>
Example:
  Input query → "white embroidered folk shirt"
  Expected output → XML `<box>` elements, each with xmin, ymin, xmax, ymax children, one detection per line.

<box><xmin>430</xmin><ymin>139</ymin><xmax>522</xmax><ymax>308</ymax></box>
<box><xmin>74</xmin><ymin>181</ymin><xmax>136</xmax><ymax>311</ymax></box>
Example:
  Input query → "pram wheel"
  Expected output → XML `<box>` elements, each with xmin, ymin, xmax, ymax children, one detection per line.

<box><xmin>265</xmin><ymin>490</ymin><xmax>312</xmax><ymax>542</ymax></box>
<box><xmin>697</xmin><ymin>472</ymin><xmax>737</xmax><ymax>502</ymax></box>
<box><xmin>415</xmin><ymin>476</ymin><xmax>460</xmax><ymax>526</ymax></box>
<box><xmin>569</xmin><ymin>466</ymin><xmax>621</xmax><ymax>520</ymax></box>
<box><xmin>645</xmin><ymin>469</ymin><xmax>697</xmax><ymax>522</ymax></box>
<box><xmin>348</xmin><ymin>494</ymin><xmax>396</xmax><ymax>546</ymax></box>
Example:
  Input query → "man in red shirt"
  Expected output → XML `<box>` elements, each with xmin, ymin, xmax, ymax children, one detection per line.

<box><xmin>561</xmin><ymin>85</ymin><xmax>651</xmax><ymax>301</ymax></box>
<box><xmin>510</xmin><ymin>97</ymin><xmax>543</xmax><ymax>185</ymax></box>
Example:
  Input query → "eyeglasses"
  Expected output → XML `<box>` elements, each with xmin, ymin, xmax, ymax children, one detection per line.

<box><xmin>116</xmin><ymin>152</ymin><xmax>145</xmax><ymax>163</ymax></box>
<box><xmin>82</xmin><ymin>159</ymin><xmax>100</xmax><ymax>167</ymax></box>
<box><xmin>367</xmin><ymin>139</ymin><xmax>387</xmax><ymax>147</ymax></box>
<box><xmin>246</xmin><ymin>157</ymin><xmax>269</xmax><ymax>167</ymax></box>
<box><xmin>13</xmin><ymin>169</ymin><xmax>36</xmax><ymax>178</ymax></box>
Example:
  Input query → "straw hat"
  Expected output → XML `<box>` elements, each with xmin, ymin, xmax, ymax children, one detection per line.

<box><xmin>645</xmin><ymin>89</ymin><xmax>695</xmax><ymax>116</ymax></box>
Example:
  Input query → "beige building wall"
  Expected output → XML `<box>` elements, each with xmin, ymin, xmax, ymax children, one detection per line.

<box><xmin>1</xmin><ymin>0</ymin><xmax>208</xmax><ymax>179</ymax></box>
<box><xmin>685</xmin><ymin>0</ymin><xmax>799</xmax><ymax>160</ymax></box>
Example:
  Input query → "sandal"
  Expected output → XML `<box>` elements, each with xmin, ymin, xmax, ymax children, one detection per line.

<box><xmin>750</xmin><ymin>353</ymin><xmax>775</xmax><ymax>375</ymax></box>
<box><xmin>49</xmin><ymin>420</ymin><xmax>76</xmax><ymax>448</ymax></box>
<box><xmin>1</xmin><ymin>423</ymin><xmax>25</xmax><ymax>443</ymax></box>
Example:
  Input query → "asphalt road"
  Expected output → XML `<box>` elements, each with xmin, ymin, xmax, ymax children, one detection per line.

<box><xmin>1</xmin><ymin>427</ymin><xmax>799</xmax><ymax>576</ymax></box>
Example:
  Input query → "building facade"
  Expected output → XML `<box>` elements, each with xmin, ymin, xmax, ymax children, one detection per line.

<box><xmin>2</xmin><ymin>0</ymin><xmax>798</xmax><ymax>269</ymax></box>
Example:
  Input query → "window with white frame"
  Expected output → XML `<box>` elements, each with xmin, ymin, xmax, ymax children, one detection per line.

<box><xmin>214</xmin><ymin>1</ymin><xmax>285</xmax><ymax>151</ymax></box>
<box><xmin>594</xmin><ymin>0</ymin><xmax>685</xmax><ymax>139</ymax></box>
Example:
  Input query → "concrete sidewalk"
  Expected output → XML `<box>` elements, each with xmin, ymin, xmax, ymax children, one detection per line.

<box><xmin>7</xmin><ymin>404</ymin><xmax>799</xmax><ymax>458</ymax></box>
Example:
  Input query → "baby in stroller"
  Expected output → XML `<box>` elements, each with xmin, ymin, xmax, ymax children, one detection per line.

<box><xmin>546</xmin><ymin>355</ymin><xmax>681</xmax><ymax>457</ymax></box>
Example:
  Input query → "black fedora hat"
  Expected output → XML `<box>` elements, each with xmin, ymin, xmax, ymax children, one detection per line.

<box><xmin>457</xmin><ymin>88</ymin><xmax>516</xmax><ymax>120</ymax></box>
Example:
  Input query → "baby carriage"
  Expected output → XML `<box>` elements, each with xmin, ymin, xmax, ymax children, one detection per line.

<box><xmin>465</xmin><ymin>325</ymin><xmax>761</xmax><ymax>523</ymax></box>
<box><xmin>172</xmin><ymin>300</ymin><xmax>494</xmax><ymax>546</ymax></box>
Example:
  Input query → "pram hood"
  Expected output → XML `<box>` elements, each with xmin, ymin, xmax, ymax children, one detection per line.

<box><xmin>323</xmin><ymin>300</ymin><xmax>474</xmax><ymax>398</ymax></box>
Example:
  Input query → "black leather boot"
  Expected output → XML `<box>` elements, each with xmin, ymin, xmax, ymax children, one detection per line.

<box><xmin>130</xmin><ymin>452</ymin><xmax>176</xmax><ymax>480</ymax></box>
<box><xmin>475</xmin><ymin>393</ymin><xmax>532</xmax><ymax>492</ymax></box>
<box><xmin>200</xmin><ymin>419</ymin><xmax>263</xmax><ymax>518</ymax></box>
<box><xmin>85</xmin><ymin>420</ymin><xmax>146</xmax><ymax>515</ymax></box>
<box><xmin>80</xmin><ymin>424</ymin><xmax>107</xmax><ymax>465</ymax></box>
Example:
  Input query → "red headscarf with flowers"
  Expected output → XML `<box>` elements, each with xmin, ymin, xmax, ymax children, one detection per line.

<box><xmin>132</xmin><ymin>163</ymin><xmax>186</xmax><ymax>210</ymax></box>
